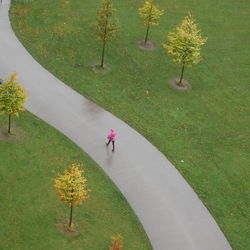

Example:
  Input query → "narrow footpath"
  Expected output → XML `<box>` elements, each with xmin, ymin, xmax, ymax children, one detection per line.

<box><xmin>0</xmin><ymin>1</ymin><xmax>231</xmax><ymax>249</ymax></box>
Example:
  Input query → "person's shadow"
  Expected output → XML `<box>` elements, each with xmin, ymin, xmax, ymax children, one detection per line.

<box><xmin>104</xmin><ymin>143</ymin><xmax>115</xmax><ymax>168</ymax></box>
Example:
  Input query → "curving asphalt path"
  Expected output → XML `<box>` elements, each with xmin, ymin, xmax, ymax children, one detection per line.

<box><xmin>0</xmin><ymin>1</ymin><xmax>231</xmax><ymax>249</ymax></box>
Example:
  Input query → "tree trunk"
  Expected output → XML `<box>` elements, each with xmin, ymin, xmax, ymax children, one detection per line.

<box><xmin>144</xmin><ymin>24</ymin><xmax>150</xmax><ymax>45</ymax></box>
<box><xmin>69</xmin><ymin>202</ymin><xmax>73</xmax><ymax>228</ymax></box>
<box><xmin>144</xmin><ymin>3</ymin><xmax>153</xmax><ymax>45</ymax></box>
<box><xmin>179</xmin><ymin>64</ymin><xmax>185</xmax><ymax>86</ymax></box>
<box><xmin>101</xmin><ymin>40</ymin><xmax>106</xmax><ymax>68</ymax></box>
<box><xmin>100</xmin><ymin>18</ymin><xmax>108</xmax><ymax>68</ymax></box>
<box><xmin>8</xmin><ymin>114</ymin><xmax>11</xmax><ymax>134</ymax></box>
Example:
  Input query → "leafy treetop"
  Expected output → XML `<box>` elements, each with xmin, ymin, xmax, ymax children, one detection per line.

<box><xmin>138</xmin><ymin>0</ymin><xmax>164</xmax><ymax>26</ymax></box>
<box><xmin>95</xmin><ymin>0</ymin><xmax>117</xmax><ymax>43</ymax></box>
<box><xmin>110</xmin><ymin>234</ymin><xmax>123</xmax><ymax>250</ymax></box>
<box><xmin>162</xmin><ymin>13</ymin><xmax>207</xmax><ymax>67</ymax></box>
<box><xmin>0</xmin><ymin>72</ymin><xmax>27</xmax><ymax>116</ymax></box>
<box><xmin>54</xmin><ymin>163</ymin><xmax>91</xmax><ymax>207</ymax></box>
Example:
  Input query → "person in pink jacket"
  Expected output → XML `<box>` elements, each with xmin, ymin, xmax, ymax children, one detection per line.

<box><xmin>106</xmin><ymin>128</ymin><xmax>116</xmax><ymax>152</ymax></box>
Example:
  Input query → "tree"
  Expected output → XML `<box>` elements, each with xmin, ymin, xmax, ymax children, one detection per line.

<box><xmin>162</xmin><ymin>13</ymin><xmax>207</xmax><ymax>86</ymax></box>
<box><xmin>0</xmin><ymin>73</ymin><xmax>27</xmax><ymax>134</ymax></box>
<box><xmin>54</xmin><ymin>163</ymin><xmax>90</xmax><ymax>231</ymax></box>
<box><xmin>110</xmin><ymin>234</ymin><xmax>123</xmax><ymax>250</ymax></box>
<box><xmin>95</xmin><ymin>0</ymin><xmax>117</xmax><ymax>68</ymax></box>
<box><xmin>138</xmin><ymin>0</ymin><xmax>164</xmax><ymax>45</ymax></box>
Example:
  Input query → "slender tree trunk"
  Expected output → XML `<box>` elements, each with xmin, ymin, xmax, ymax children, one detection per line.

<box><xmin>8</xmin><ymin>114</ymin><xmax>11</xmax><ymax>134</ymax></box>
<box><xmin>100</xmin><ymin>18</ymin><xmax>108</xmax><ymax>68</ymax></box>
<box><xmin>101</xmin><ymin>40</ymin><xmax>106</xmax><ymax>68</ymax></box>
<box><xmin>179</xmin><ymin>64</ymin><xmax>185</xmax><ymax>86</ymax></box>
<box><xmin>69</xmin><ymin>202</ymin><xmax>73</xmax><ymax>228</ymax></box>
<box><xmin>144</xmin><ymin>3</ymin><xmax>153</xmax><ymax>45</ymax></box>
<box><xmin>144</xmin><ymin>24</ymin><xmax>150</xmax><ymax>45</ymax></box>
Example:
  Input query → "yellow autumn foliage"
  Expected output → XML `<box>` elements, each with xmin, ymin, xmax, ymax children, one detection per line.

<box><xmin>54</xmin><ymin>163</ymin><xmax>90</xmax><ymax>207</ymax></box>
<box><xmin>138</xmin><ymin>0</ymin><xmax>164</xmax><ymax>26</ymax></box>
<box><xmin>110</xmin><ymin>234</ymin><xmax>123</xmax><ymax>250</ymax></box>
<box><xmin>95</xmin><ymin>0</ymin><xmax>117</xmax><ymax>43</ymax></box>
<box><xmin>0</xmin><ymin>72</ymin><xmax>27</xmax><ymax>116</ymax></box>
<box><xmin>162</xmin><ymin>13</ymin><xmax>207</xmax><ymax>67</ymax></box>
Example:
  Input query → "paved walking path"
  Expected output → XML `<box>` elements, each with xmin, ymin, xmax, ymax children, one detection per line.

<box><xmin>0</xmin><ymin>1</ymin><xmax>231</xmax><ymax>249</ymax></box>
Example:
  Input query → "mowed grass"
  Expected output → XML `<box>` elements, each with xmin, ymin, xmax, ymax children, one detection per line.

<box><xmin>9</xmin><ymin>0</ymin><xmax>250</xmax><ymax>249</ymax></box>
<box><xmin>0</xmin><ymin>113</ymin><xmax>152</xmax><ymax>249</ymax></box>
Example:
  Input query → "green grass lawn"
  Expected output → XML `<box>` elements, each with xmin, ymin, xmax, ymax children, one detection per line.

<box><xmin>9</xmin><ymin>0</ymin><xmax>250</xmax><ymax>249</ymax></box>
<box><xmin>0</xmin><ymin>113</ymin><xmax>152</xmax><ymax>249</ymax></box>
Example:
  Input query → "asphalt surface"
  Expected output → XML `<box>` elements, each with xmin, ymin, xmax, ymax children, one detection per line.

<box><xmin>0</xmin><ymin>1</ymin><xmax>231</xmax><ymax>249</ymax></box>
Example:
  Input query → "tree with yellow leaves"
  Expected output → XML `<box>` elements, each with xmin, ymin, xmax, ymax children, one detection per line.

<box><xmin>162</xmin><ymin>13</ymin><xmax>207</xmax><ymax>86</ymax></box>
<box><xmin>110</xmin><ymin>234</ymin><xmax>123</xmax><ymax>250</ymax></box>
<box><xmin>95</xmin><ymin>0</ymin><xmax>117</xmax><ymax>68</ymax></box>
<box><xmin>0</xmin><ymin>73</ymin><xmax>27</xmax><ymax>134</ymax></box>
<box><xmin>138</xmin><ymin>0</ymin><xmax>164</xmax><ymax>45</ymax></box>
<box><xmin>54</xmin><ymin>163</ymin><xmax>90</xmax><ymax>231</ymax></box>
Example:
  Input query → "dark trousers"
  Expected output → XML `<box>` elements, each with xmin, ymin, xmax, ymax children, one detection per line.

<box><xmin>107</xmin><ymin>140</ymin><xmax>115</xmax><ymax>151</ymax></box>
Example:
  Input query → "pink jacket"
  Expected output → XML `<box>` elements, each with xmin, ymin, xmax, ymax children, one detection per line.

<box><xmin>107</xmin><ymin>128</ymin><xmax>116</xmax><ymax>141</ymax></box>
